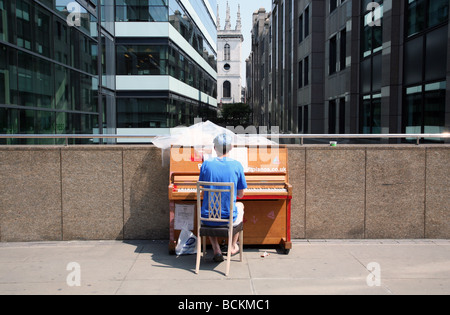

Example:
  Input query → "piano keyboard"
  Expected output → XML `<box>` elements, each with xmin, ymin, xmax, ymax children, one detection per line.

<box><xmin>176</xmin><ymin>188</ymin><xmax>287</xmax><ymax>193</ymax></box>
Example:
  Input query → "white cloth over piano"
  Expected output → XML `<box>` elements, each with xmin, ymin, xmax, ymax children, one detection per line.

<box><xmin>152</xmin><ymin>121</ymin><xmax>277</xmax><ymax>149</ymax></box>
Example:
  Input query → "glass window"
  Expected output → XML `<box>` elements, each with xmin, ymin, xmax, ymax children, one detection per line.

<box><xmin>360</xmin><ymin>94</ymin><xmax>381</xmax><ymax>134</ymax></box>
<box><xmin>0</xmin><ymin>0</ymin><xmax>13</xmax><ymax>43</ymax></box>
<box><xmin>329</xmin><ymin>100</ymin><xmax>336</xmax><ymax>134</ymax></box>
<box><xmin>404</xmin><ymin>36</ymin><xmax>424</xmax><ymax>85</ymax></box>
<box><xmin>298</xmin><ymin>14</ymin><xmax>303</xmax><ymax>43</ymax></box>
<box><xmin>35</xmin><ymin>6</ymin><xmax>52</xmax><ymax>58</ymax></box>
<box><xmin>372</xmin><ymin>53</ymin><xmax>382</xmax><ymax>91</ymax></box>
<box><xmin>428</xmin><ymin>0</ymin><xmax>449</xmax><ymax>28</ymax></box>
<box><xmin>223</xmin><ymin>81</ymin><xmax>231</xmax><ymax>98</ymax></box>
<box><xmin>330</xmin><ymin>0</ymin><xmax>338</xmax><ymax>13</ymax></box>
<box><xmin>54</xmin><ymin>19</ymin><xmax>71</xmax><ymax>65</ymax></box>
<box><xmin>362</xmin><ymin>2</ymin><xmax>383</xmax><ymax>57</ymax></box>
<box><xmin>329</xmin><ymin>35</ymin><xmax>337</xmax><ymax>74</ymax></box>
<box><xmin>339</xmin><ymin>97</ymin><xmax>346</xmax><ymax>134</ymax></box>
<box><xmin>117</xmin><ymin>45</ymin><xmax>168</xmax><ymax>75</ymax></box>
<box><xmin>55</xmin><ymin>64</ymin><xmax>71</xmax><ymax>110</ymax></box>
<box><xmin>0</xmin><ymin>44</ymin><xmax>18</xmax><ymax>106</ymax></box>
<box><xmin>407</xmin><ymin>0</ymin><xmax>426</xmax><ymax>36</ymax></box>
<box><xmin>405</xmin><ymin>86</ymin><xmax>423</xmax><ymax>133</ymax></box>
<box><xmin>361</xmin><ymin>58</ymin><xmax>371</xmax><ymax>93</ymax></box>
<box><xmin>340</xmin><ymin>28</ymin><xmax>346</xmax><ymax>70</ymax></box>
<box><xmin>304</xmin><ymin>56</ymin><xmax>309</xmax><ymax>86</ymax></box>
<box><xmin>425</xmin><ymin>26</ymin><xmax>447</xmax><ymax>82</ymax></box>
<box><xmin>55</xmin><ymin>0</ymin><xmax>96</xmax><ymax>34</ymax></box>
<box><xmin>304</xmin><ymin>6</ymin><xmax>309</xmax><ymax>37</ymax></box>
<box><xmin>71</xmin><ymin>29</ymin><xmax>98</xmax><ymax>75</ymax></box>
<box><xmin>117</xmin><ymin>98</ymin><xmax>170</xmax><ymax>128</ymax></box>
<box><xmin>407</xmin><ymin>0</ymin><xmax>448</xmax><ymax>36</ymax></box>
<box><xmin>424</xmin><ymin>88</ymin><xmax>446</xmax><ymax>134</ymax></box>
<box><xmin>16</xmin><ymin>0</ymin><xmax>33</xmax><ymax>51</ymax></box>
<box><xmin>0</xmin><ymin>44</ymin><xmax>7</xmax><ymax>105</ymax></box>
<box><xmin>115</xmin><ymin>0</ymin><xmax>169</xmax><ymax>22</ymax></box>
<box><xmin>224</xmin><ymin>44</ymin><xmax>230</xmax><ymax>61</ymax></box>
<box><xmin>17</xmin><ymin>51</ymin><xmax>54</xmax><ymax>109</ymax></box>
<box><xmin>404</xmin><ymin>81</ymin><xmax>446</xmax><ymax>138</ymax></box>
<box><xmin>298</xmin><ymin>60</ymin><xmax>303</xmax><ymax>88</ymax></box>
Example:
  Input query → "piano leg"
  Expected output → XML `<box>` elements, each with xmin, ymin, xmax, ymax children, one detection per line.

<box><xmin>280</xmin><ymin>238</ymin><xmax>292</xmax><ymax>255</ymax></box>
<box><xmin>169</xmin><ymin>201</ymin><xmax>176</xmax><ymax>255</ymax></box>
<box><xmin>280</xmin><ymin>198</ymin><xmax>293</xmax><ymax>255</ymax></box>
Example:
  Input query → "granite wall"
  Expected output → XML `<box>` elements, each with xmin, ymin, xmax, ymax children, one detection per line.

<box><xmin>0</xmin><ymin>145</ymin><xmax>448</xmax><ymax>242</ymax></box>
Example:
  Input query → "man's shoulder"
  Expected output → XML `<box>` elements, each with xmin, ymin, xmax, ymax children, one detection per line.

<box><xmin>226</xmin><ymin>158</ymin><xmax>244</xmax><ymax>171</ymax></box>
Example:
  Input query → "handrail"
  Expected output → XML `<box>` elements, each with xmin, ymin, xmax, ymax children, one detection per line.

<box><xmin>258</xmin><ymin>133</ymin><xmax>450</xmax><ymax>145</ymax></box>
<box><xmin>0</xmin><ymin>133</ymin><xmax>449</xmax><ymax>146</ymax></box>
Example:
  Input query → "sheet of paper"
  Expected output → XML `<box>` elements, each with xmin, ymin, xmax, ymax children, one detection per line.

<box><xmin>174</xmin><ymin>204</ymin><xmax>195</xmax><ymax>231</ymax></box>
<box><xmin>202</xmin><ymin>147</ymin><xmax>248</xmax><ymax>171</ymax></box>
<box><xmin>229</xmin><ymin>147</ymin><xmax>249</xmax><ymax>171</ymax></box>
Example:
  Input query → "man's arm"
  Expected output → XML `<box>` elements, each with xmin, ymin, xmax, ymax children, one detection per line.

<box><xmin>237</xmin><ymin>189</ymin><xmax>245</xmax><ymax>199</ymax></box>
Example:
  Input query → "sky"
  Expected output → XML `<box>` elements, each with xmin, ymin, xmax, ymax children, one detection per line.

<box><xmin>216</xmin><ymin>0</ymin><xmax>273</xmax><ymax>86</ymax></box>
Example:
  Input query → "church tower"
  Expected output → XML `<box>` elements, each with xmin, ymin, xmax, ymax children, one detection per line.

<box><xmin>217</xmin><ymin>3</ymin><xmax>244</xmax><ymax>105</ymax></box>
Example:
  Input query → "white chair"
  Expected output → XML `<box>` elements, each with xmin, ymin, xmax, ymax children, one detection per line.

<box><xmin>195</xmin><ymin>181</ymin><xmax>244</xmax><ymax>276</ymax></box>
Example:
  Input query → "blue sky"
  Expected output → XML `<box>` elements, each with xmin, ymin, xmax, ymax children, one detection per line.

<box><xmin>217</xmin><ymin>0</ymin><xmax>272</xmax><ymax>85</ymax></box>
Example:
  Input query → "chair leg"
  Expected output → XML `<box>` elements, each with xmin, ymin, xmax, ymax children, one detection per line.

<box><xmin>202</xmin><ymin>236</ymin><xmax>207</xmax><ymax>257</ymax></box>
<box><xmin>225</xmin><ymin>236</ymin><xmax>232</xmax><ymax>276</ymax></box>
<box><xmin>239</xmin><ymin>231</ymin><xmax>244</xmax><ymax>262</ymax></box>
<box><xmin>195</xmin><ymin>234</ymin><xmax>201</xmax><ymax>274</ymax></box>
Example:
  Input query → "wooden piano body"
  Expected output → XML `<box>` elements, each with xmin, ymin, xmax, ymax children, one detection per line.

<box><xmin>168</xmin><ymin>145</ymin><xmax>292</xmax><ymax>254</ymax></box>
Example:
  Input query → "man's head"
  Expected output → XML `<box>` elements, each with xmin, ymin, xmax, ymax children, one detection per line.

<box><xmin>213</xmin><ymin>133</ymin><xmax>233</xmax><ymax>156</ymax></box>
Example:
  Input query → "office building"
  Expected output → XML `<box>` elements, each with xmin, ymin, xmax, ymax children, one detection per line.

<box><xmin>0</xmin><ymin>0</ymin><xmax>104</xmax><ymax>144</ymax></box>
<box><xmin>247</xmin><ymin>0</ymin><xmax>450</xmax><ymax>140</ymax></box>
<box><xmin>115</xmin><ymin>0</ymin><xmax>218</xmax><ymax>141</ymax></box>
<box><xmin>0</xmin><ymin>0</ymin><xmax>218</xmax><ymax>144</ymax></box>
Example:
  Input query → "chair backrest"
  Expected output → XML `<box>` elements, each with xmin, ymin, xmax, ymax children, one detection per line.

<box><xmin>197</xmin><ymin>181</ymin><xmax>235</xmax><ymax>227</ymax></box>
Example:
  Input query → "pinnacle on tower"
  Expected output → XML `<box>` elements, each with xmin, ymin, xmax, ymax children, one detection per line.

<box><xmin>225</xmin><ymin>1</ymin><xmax>231</xmax><ymax>30</ymax></box>
<box><xmin>236</xmin><ymin>4</ymin><xmax>242</xmax><ymax>31</ymax></box>
<box><xmin>216</xmin><ymin>4</ymin><xmax>220</xmax><ymax>30</ymax></box>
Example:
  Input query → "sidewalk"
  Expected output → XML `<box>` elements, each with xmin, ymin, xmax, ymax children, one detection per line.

<box><xmin>0</xmin><ymin>239</ymin><xmax>449</xmax><ymax>295</ymax></box>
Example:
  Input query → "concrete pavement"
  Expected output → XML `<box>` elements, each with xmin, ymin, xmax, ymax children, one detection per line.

<box><xmin>0</xmin><ymin>239</ymin><xmax>449</xmax><ymax>295</ymax></box>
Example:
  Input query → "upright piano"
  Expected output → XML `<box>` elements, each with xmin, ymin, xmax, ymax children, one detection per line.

<box><xmin>168</xmin><ymin>145</ymin><xmax>292</xmax><ymax>254</ymax></box>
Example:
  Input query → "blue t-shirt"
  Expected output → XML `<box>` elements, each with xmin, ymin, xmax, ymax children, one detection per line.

<box><xmin>199</xmin><ymin>157</ymin><xmax>247</xmax><ymax>226</ymax></box>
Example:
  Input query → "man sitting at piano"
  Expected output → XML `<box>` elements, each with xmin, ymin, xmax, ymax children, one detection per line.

<box><xmin>199</xmin><ymin>133</ymin><xmax>247</xmax><ymax>262</ymax></box>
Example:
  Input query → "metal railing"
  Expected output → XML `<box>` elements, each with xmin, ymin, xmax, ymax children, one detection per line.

<box><xmin>0</xmin><ymin>133</ymin><xmax>449</xmax><ymax>145</ymax></box>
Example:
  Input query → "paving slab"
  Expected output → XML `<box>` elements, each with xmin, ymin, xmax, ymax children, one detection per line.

<box><xmin>0</xmin><ymin>240</ymin><xmax>449</xmax><ymax>295</ymax></box>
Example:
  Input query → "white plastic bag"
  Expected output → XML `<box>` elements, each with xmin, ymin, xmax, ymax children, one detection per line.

<box><xmin>175</xmin><ymin>226</ymin><xmax>197</xmax><ymax>256</ymax></box>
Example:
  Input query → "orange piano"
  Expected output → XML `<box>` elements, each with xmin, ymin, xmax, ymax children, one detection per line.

<box><xmin>168</xmin><ymin>145</ymin><xmax>292</xmax><ymax>254</ymax></box>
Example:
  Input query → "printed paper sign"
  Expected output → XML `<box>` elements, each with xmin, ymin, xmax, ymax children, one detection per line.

<box><xmin>174</xmin><ymin>204</ymin><xmax>195</xmax><ymax>231</ymax></box>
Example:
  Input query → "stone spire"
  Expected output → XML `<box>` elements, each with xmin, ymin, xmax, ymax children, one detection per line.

<box><xmin>216</xmin><ymin>3</ymin><xmax>220</xmax><ymax>30</ymax></box>
<box><xmin>236</xmin><ymin>4</ymin><xmax>242</xmax><ymax>31</ymax></box>
<box><xmin>225</xmin><ymin>1</ymin><xmax>231</xmax><ymax>30</ymax></box>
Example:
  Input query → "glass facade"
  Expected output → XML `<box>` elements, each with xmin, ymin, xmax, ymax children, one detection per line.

<box><xmin>115</xmin><ymin>42</ymin><xmax>216</xmax><ymax>98</ymax></box>
<box><xmin>403</xmin><ymin>0</ymin><xmax>448</xmax><ymax>140</ymax></box>
<box><xmin>0</xmin><ymin>0</ymin><xmax>218</xmax><ymax>144</ymax></box>
<box><xmin>115</xmin><ymin>0</ymin><xmax>217</xmax><ymax>70</ymax></box>
<box><xmin>115</xmin><ymin>0</ymin><xmax>218</xmax><ymax>134</ymax></box>
<box><xmin>116</xmin><ymin>95</ymin><xmax>217</xmax><ymax>129</ymax></box>
<box><xmin>0</xmin><ymin>0</ymin><xmax>103</xmax><ymax>144</ymax></box>
<box><xmin>360</xmin><ymin>0</ymin><xmax>383</xmax><ymax>134</ymax></box>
